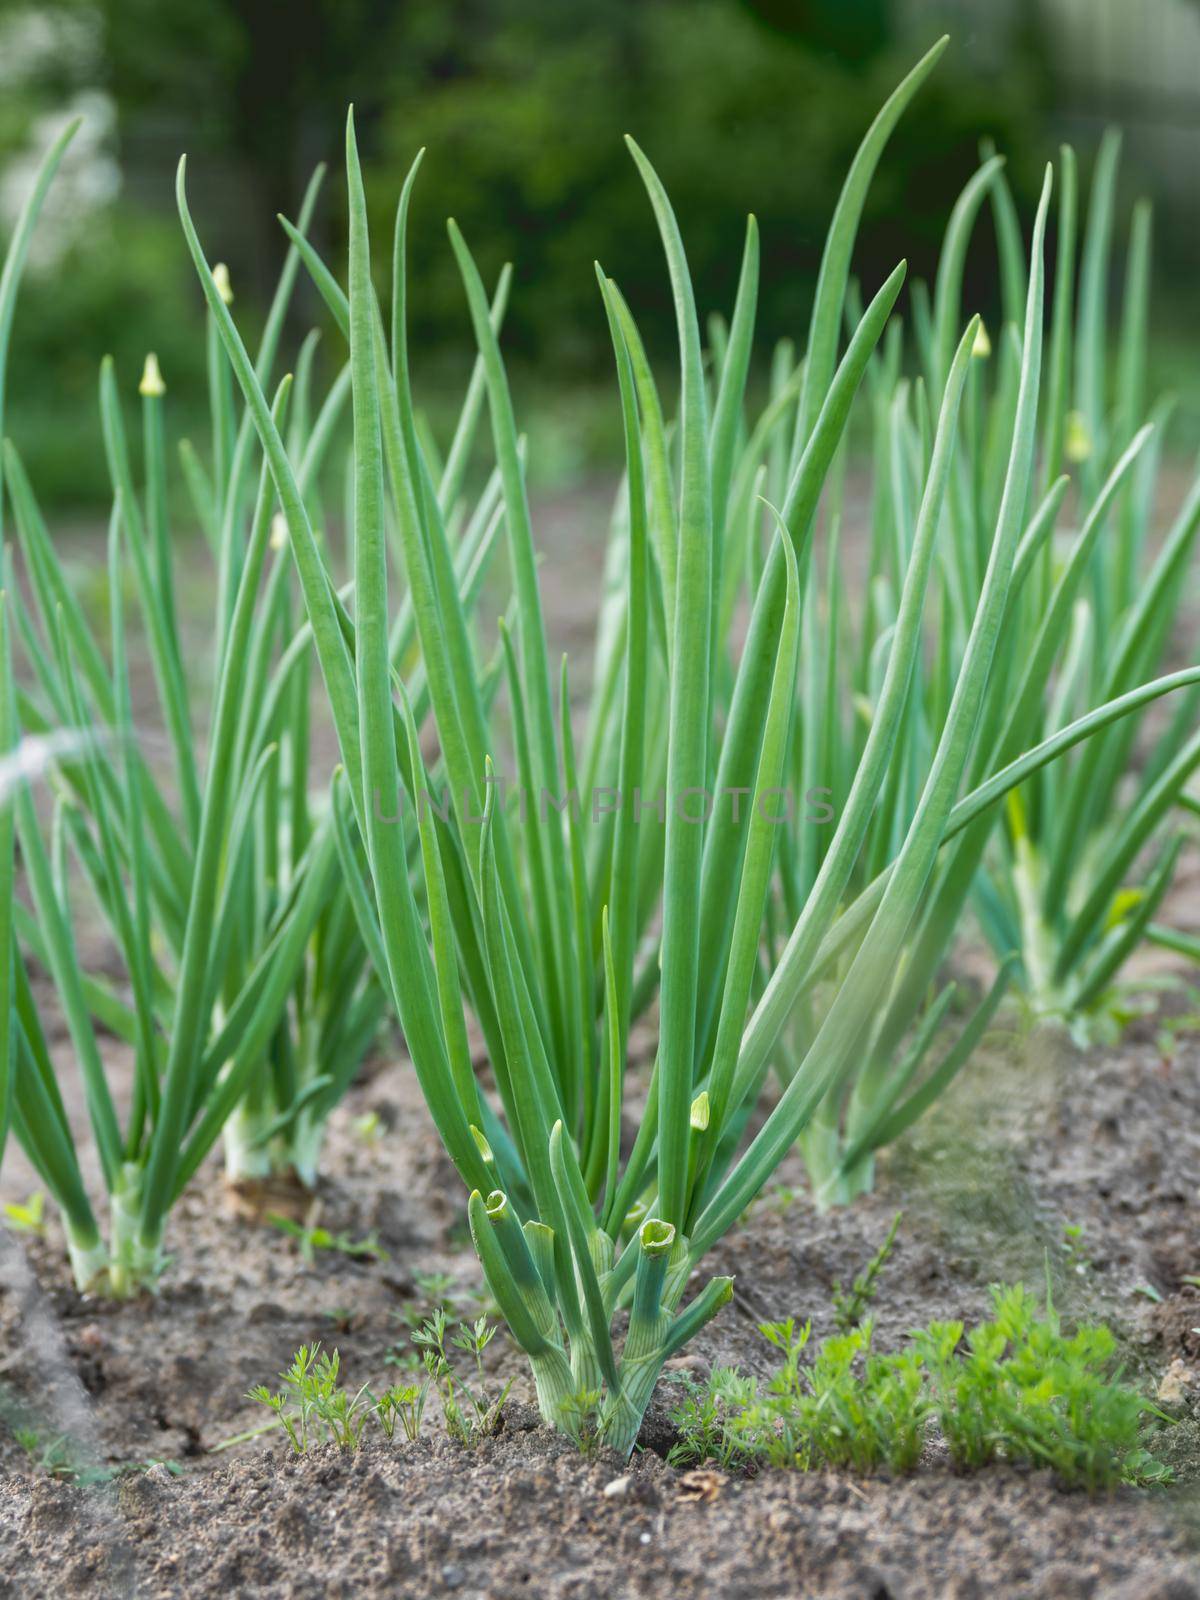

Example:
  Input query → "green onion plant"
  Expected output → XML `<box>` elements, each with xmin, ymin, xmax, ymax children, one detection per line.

<box><xmin>967</xmin><ymin>138</ymin><xmax>1200</xmax><ymax>1036</ymax></box>
<box><xmin>174</xmin><ymin>38</ymin><xmax>1200</xmax><ymax>1453</ymax></box>
<box><xmin>0</xmin><ymin>136</ymin><xmax>507</xmax><ymax>1292</ymax></box>
<box><xmin>756</xmin><ymin>138</ymin><xmax>1200</xmax><ymax>1204</ymax></box>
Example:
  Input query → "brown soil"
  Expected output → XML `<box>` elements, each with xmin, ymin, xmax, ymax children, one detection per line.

<box><xmin>2</xmin><ymin>992</ymin><xmax>1200</xmax><ymax>1598</ymax></box>
<box><xmin>3</xmin><ymin>506</ymin><xmax>1200</xmax><ymax>1595</ymax></box>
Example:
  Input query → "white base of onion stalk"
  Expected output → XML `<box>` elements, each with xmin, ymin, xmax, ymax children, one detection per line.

<box><xmin>62</xmin><ymin>1167</ymin><xmax>165</xmax><ymax>1298</ymax></box>
<box><xmin>222</xmin><ymin>1102</ymin><xmax>282</xmax><ymax>1183</ymax></box>
<box><xmin>64</xmin><ymin>1223</ymin><xmax>109</xmax><ymax>1296</ymax></box>
<box><xmin>222</xmin><ymin>1101</ymin><xmax>326</xmax><ymax>1190</ymax></box>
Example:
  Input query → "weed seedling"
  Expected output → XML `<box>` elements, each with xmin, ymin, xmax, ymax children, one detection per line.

<box><xmin>412</xmin><ymin>1308</ymin><xmax>512</xmax><ymax>1444</ymax></box>
<box><xmin>2</xmin><ymin>1192</ymin><xmax>46</xmax><ymax>1236</ymax></box>
<box><xmin>11</xmin><ymin>1421</ymin><xmax>181</xmax><ymax>1485</ymax></box>
<box><xmin>670</xmin><ymin>1283</ymin><xmax>1173</xmax><ymax>1490</ymax></box>
<box><xmin>832</xmin><ymin>1211</ymin><xmax>902</xmax><ymax>1331</ymax></box>
<box><xmin>390</xmin><ymin>1270</ymin><xmax>485</xmax><ymax>1335</ymax></box>
<box><xmin>557</xmin><ymin>1387</ymin><xmax>604</xmax><ymax>1457</ymax></box>
<box><xmin>668</xmin><ymin>1368</ymin><xmax>758</xmax><ymax>1471</ymax></box>
<box><xmin>248</xmin><ymin>1343</ymin><xmax>377</xmax><ymax>1453</ymax></box>
<box><xmin>371</xmin><ymin>1382</ymin><xmax>428</xmax><ymax>1442</ymax></box>
<box><xmin>266</xmin><ymin>1213</ymin><xmax>387</xmax><ymax>1266</ymax></box>
<box><xmin>352</xmin><ymin>1111</ymin><xmax>384</xmax><ymax>1146</ymax></box>
<box><xmin>1061</xmin><ymin>1223</ymin><xmax>1091</xmax><ymax>1276</ymax></box>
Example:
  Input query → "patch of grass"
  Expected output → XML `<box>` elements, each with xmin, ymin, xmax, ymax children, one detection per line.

<box><xmin>7</xmin><ymin>1416</ymin><xmax>181</xmax><ymax>1485</ymax></box>
<box><xmin>669</xmin><ymin>1282</ymin><xmax>1173</xmax><ymax>1491</ymax></box>
<box><xmin>248</xmin><ymin>1342</ymin><xmax>423</xmax><ymax>1453</ymax></box>
<box><xmin>670</xmin><ymin>1317</ymin><xmax>927</xmax><ymax>1475</ymax></box>
<box><xmin>913</xmin><ymin>1282</ymin><xmax>1173</xmax><ymax>1489</ymax></box>
<box><xmin>249</xmin><ymin>1312</ymin><xmax>512</xmax><ymax>1459</ymax></box>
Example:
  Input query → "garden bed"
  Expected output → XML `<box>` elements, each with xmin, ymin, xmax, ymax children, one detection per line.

<box><xmin>3</xmin><ymin>985</ymin><xmax>1199</xmax><ymax>1598</ymax></box>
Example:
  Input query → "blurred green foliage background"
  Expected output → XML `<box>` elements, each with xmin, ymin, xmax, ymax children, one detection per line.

<box><xmin>1</xmin><ymin>0</ymin><xmax>1197</xmax><ymax>509</ymax></box>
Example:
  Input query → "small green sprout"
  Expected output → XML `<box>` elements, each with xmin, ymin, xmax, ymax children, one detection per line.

<box><xmin>413</xmin><ymin>1270</ymin><xmax>457</xmax><ymax>1304</ymax></box>
<box><xmin>371</xmin><ymin>1382</ymin><xmax>427</xmax><ymax>1443</ymax></box>
<box><xmin>352</xmin><ymin>1111</ymin><xmax>383</xmax><ymax>1145</ymax></box>
<box><xmin>266</xmin><ymin>1213</ymin><xmax>388</xmax><ymax>1266</ymax></box>
<box><xmin>10</xmin><ymin>1421</ymin><xmax>181</xmax><ymax>1485</ymax></box>
<box><xmin>412</xmin><ymin>1308</ymin><xmax>512</xmax><ymax>1444</ymax></box>
<box><xmin>832</xmin><ymin>1211</ymin><xmax>902</xmax><ymax>1332</ymax></box>
<box><xmin>2</xmin><ymin>1192</ymin><xmax>46</xmax><ymax>1236</ymax></box>
<box><xmin>557</xmin><ymin>1387</ymin><xmax>604</xmax><ymax>1458</ymax></box>
<box><xmin>1061</xmin><ymin>1223</ymin><xmax>1091</xmax><ymax>1275</ymax></box>
<box><xmin>390</xmin><ymin>1270</ymin><xmax>484</xmax><ymax>1335</ymax></box>
<box><xmin>248</xmin><ymin>1343</ymin><xmax>377</xmax><ymax>1454</ymax></box>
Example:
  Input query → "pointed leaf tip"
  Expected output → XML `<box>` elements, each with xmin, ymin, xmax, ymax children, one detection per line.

<box><xmin>138</xmin><ymin>353</ymin><xmax>166</xmax><ymax>397</ymax></box>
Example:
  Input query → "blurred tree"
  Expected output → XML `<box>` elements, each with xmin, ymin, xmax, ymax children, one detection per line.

<box><xmin>1</xmin><ymin>0</ymin><xmax>1048</xmax><ymax>506</ymax></box>
<box><xmin>367</xmin><ymin>0</ymin><xmax>1044</xmax><ymax>375</ymax></box>
<box><xmin>743</xmin><ymin>0</ymin><xmax>891</xmax><ymax>60</ymax></box>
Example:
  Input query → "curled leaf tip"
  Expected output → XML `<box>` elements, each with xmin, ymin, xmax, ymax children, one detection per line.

<box><xmin>640</xmin><ymin>1217</ymin><xmax>676</xmax><ymax>1255</ymax></box>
